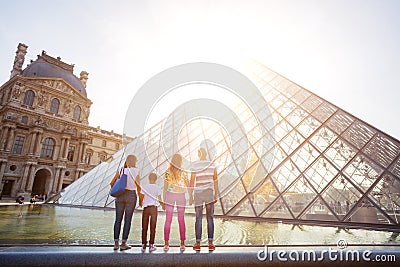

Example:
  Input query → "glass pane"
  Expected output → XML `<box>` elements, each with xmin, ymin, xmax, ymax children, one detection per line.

<box><xmin>241</xmin><ymin>160</ymin><xmax>267</xmax><ymax>192</ymax></box>
<box><xmin>325</xmin><ymin>110</ymin><xmax>354</xmax><ymax>135</ymax></box>
<box><xmin>220</xmin><ymin>180</ymin><xmax>247</xmax><ymax>215</ymax></box>
<box><xmin>292</xmin><ymin>89</ymin><xmax>311</xmax><ymax>105</ymax></box>
<box><xmin>305</xmin><ymin>157</ymin><xmax>338</xmax><ymax>193</ymax></box>
<box><xmin>281</xmin><ymin>84</ymin><xmax>300</xmax><ymax>99</ymax></box>
<box><xmin>227</xmin><ymin>195</ymin><xmax>256</xmax><ymax>217</ymax></box>
<box><xmin>270</xmin><ymin>159</ymin><xmax>301</xmax><ymax>193</ymax></box>
<box><xmin>342</xmin><ymin>121</ymin><xmax>376</xmax><ymax>149</ymax></box>
<box><xmin>286</xmin><ymin>107</ymin><xmax>308</xmax><ymax>128</ymax></box>
<box><xmin>347</xmin><ymin>196</ymin><xmax>394</xmax><ymax>225</ymax></box>
<box><xmin>325</xmin><ymin>138</ymin><xmax>357</xmax><ymax>169</ymax></box>
<box><xmin>297</xmin><ymin>116</ymin><xmax>321</xmax><ymax>139</ymax></box>
<box><xmin>218</xmin><ymin>162</ymin><xmax>240</xmax><ymax>198</ymax></box>
<box><xmin>252</xmin><ymin>177</ymin><xmax>278</xmax><ymax>216</ymax></box>
<box><xmin>311</xmin><ymin>102</ymin><xmax>337</xmax><ymax>123</ymax></box>
<box><xmin>321</xmin><ymin>174</ymin><xmax>362</xmax><ymax>218</ymax></box>
<box><xmin>302</xmin><ymin>95</ymin><xmax>323</xmax><ymax>114</ymax></box>
<box><xmin>309</xmin><ymin>126</ymin><xmax>337</xmax><ymax>153</ymax></box>
<box><xmin>299</xmin><ymin>196</ymin><xmax>337</xmax><ymax>222</ymax></box>
<box><xmin>390</xmin><ymin>157</ymin><xmax>400</xmax><ymax>178</ymax></box>
<box><xmin>343</xmin><ymin>154</ymin><xmax>384</xmax><ymax>193</ymax></box>
<box><xmin>280</xmin><ymin>130</ymin><xmax>304</xmax><ymax>155</ymax></box>
<box><xmin>363</xmin><ymin>133</ymin><xmax>400</xmax><ymax>168</ymax></box>
<box><xmin>367</xmin><ymin>173</ymin><xmax>400</xmax><ymax>223</ymax></box>
<box><xmin>290</xmin><ymin>142</ymin><xmax>320</xmax><ymax>173</ymax></box>
<box><xmin>281</xmin><ymin>176</ymin><xmax>317</xmax><ymax>218</ymax></box>
<box><xmin>261</xmin><ymin>197</ymin><xmax>294</xmax><ymax>219</ymax></box>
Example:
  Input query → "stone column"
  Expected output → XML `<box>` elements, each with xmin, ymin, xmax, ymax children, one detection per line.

<box><xmin>0</xmin><ymin>126</ymin><xmax>10</xmax><ymax>151</ymax></box>
<box><xmin>28</xmin><ymin>131</ymin><xmax>37</xmax><ymax>155</ymax></box>
<box><xmin>63</xmin><ymin>138</ymin><xmax>70</xmax><ymax>159</ymax></box>
<box><xmin>25</xmin><ymin>163</ymin><xmax>38</xmax><ymax>192</ymax></box>
<box><xmin>58</xmin><ymin>138</ymin><xmax>66</xmax><ymax>160</ymax></box>
<box><xmin>77</xmin><ymin>141</ymin><xmax>85</xmax><ymax>163</ymax></box>
<box><xmin>0</xmin><ymin>160</ymin><xmax>7</xmax><ymax>185</ymax></box>
<box><xmin>19</xmin><ymin>163</ymin><xmax>32</xmax><ymax>192</ymax></box>
<box><xmin>5</xmin><ymin>126</ymin><xmax>16</xmax><ymax>152</ymax></box>
<box><xmin>34</xmin><ymin>131</ymin><xmax>43</xmax><ymax>157</ymax></box>
<box><xmin>51</xmin><ymin>167</ymin><xmax>62</xmax><ymax>193</ymax></box>
<box><xmin>74</xmin><ymin>169</ymin><xmax>82</xmax><ymax>181</ymax></box>
<box><xmin>81</xmin><ymin>143</ymin><xmax>87</xmax><ymax>162</ymax></box>
<box><xmin>57</xmin><ymin>169</ymin><xmax>64</xmax><ymax>192</ymax></box>
<box><xmin>78</xmin><ymin>142</ymin><xmax>83</xmax><ymax>163</ymax></box>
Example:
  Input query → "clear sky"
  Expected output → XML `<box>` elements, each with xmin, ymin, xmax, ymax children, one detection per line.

<box><xmin>1</xmin><ymin>0</ymin><xmax>399</xmax><ymax>139</ymax></box>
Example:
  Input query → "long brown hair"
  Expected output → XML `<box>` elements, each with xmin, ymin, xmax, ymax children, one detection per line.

<box><xmin>168</xmin><ymin>153</ymin><xmax>183</xmax><ymax>184</ymax></box>
<box><xmin>125</xmin><ymin>154</ymin><xmax>137</xmax><ymax>168</ymax></box>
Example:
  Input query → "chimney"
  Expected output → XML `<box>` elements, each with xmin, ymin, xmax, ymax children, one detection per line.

<box><xmin>10</xmin><ymin>43</ymin><xmax>28</xmax><ymax>79</ymax></box>
<box><xmin>80</xmin><ymin>71</ymin><xmax>89</xmax><ymax>88</ymax></box>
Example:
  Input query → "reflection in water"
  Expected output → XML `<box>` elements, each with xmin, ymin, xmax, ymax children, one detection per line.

<box><xmin>0</xmin><ymin>205</ymin><xmax>398</xmax><ymax>245</ymax></box>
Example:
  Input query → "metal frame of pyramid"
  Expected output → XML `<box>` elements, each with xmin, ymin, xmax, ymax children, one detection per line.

<box><xmin>57</xmin><ymin>62</ymin><xmax>400</xmax><ymax>232</ymax></box>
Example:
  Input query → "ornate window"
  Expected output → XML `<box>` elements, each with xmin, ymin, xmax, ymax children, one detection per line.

<box><xmin>115</xmin><ymin>143</ymin><xmax>119</xmax><ymax>150</ymax></box>
<box><xmin>73</xmin><ymin>105</ymin><xmax>81</xmax><ymax>120</ymax></box>
<box><xmin>102</xmin><ymin>140</ymin><xmax>107</xmax><ymax>147</ymax></box>
<box><xmin>40</xmin><ymin>137</ymin><xmax>55</xmax><ymax>158</ymax></box>
<box><xmin>23</xmin><ymin>90</ymin><xmax>35</xmax><ymax>106</ymax></box>
<box><xmin>85</xmin><ymin>152</ymin><xmax>92</xmax><ymax>165</ymax></box>
<box><xmin>21</xmin><ymin>116</ymin><xmax>28</xmax><ymax>124</ymax></box>
<box><xmin>12</xmin><ymin>136</ymin><xmax>25</xmax><ymax>154</ymax></box>
<box><xmin>67</xmin><ymin>146</ymin><xmax>75</xmax><ymax>161</ymax></box>
<box><xmin>50</xmin><ymin>98</ymin><xmax>60</xmax><ymax>114</ymax></box>
<box><xmin>99</xmin><ymin>154</ymin><xmax>106</xmax><ymax>162</ymax></box>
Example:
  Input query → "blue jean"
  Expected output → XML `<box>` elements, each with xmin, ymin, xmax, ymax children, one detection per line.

<box><xmin>114</xmin><ymin>190</ymin><xmax>137</xmax><ymax>242</ymax></box>
<box><xmin>194</xmin><ymin>189</ymin><xmax>214</xmax><ymax>242</ymax></box>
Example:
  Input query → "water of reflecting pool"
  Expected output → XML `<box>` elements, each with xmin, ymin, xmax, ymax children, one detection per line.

<box><xmin>0</xmin><ymin>205</ymin><xmax>398</xmax><ymax>245</ymax></box>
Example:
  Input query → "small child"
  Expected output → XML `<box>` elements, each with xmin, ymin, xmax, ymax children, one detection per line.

<box><xmin>140</xmin><ymin>172</ymin><xmax>163</xmax><ymax>252</ymax></box>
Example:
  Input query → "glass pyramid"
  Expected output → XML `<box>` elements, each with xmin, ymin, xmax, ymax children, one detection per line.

<box><xmin>57</xmin><ymin>62</ymin><xmax>400</xmax><ymax>231</ymax></box>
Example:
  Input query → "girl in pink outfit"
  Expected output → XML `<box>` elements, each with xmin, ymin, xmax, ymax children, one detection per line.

<box><xmin>163</xmin><ymin>153</ymin><xmax>188</xmax><ymax>251</ymax></box>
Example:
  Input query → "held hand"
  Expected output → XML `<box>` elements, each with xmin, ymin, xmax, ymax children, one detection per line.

<box><xmin>213</xmin><ymin>194</ymin><xmax>219</xmax><ymax>204</ymax></box>
<box><xmin>161</xmin><ymin>202</ymin><xmax>165</xmax><ymax>210</ymax></box>
<box><xmin>138</xmin><ymin>193</ymin><xmax>144</xmax><ymax>207</ymax></box>
<box><xmin>189</xmin><ymin>195</ymin><xmax>194</xmax><ymax>206</ymax></box>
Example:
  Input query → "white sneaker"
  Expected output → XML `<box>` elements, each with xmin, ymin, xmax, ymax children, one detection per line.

<box><xmin>141</xmin><ymin>244</ymin><xmax>146</xmax><ymax>252</ymax></box>
<box><xmin>149</xmin><ymin>244</ymin><xmax>156</xmax><ymax>252</ymax></box>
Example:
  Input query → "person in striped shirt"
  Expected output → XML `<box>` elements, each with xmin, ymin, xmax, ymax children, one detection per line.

<box><xmin>189</xmin><ymin>147</ymin><xmax>219</xmax><ymax>251</ymax></box>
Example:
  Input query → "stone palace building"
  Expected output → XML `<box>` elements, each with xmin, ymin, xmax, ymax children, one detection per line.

<box><xmin>0</xmin><ymin>43</ymin><xmax>122</xmax><ymax>198</ymax></box>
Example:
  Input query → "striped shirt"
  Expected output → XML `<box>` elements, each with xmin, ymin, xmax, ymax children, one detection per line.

<box><xmin>191</xmin><ymin>160</ymin><xmax>217</xmax><ymax>192</ymax></box>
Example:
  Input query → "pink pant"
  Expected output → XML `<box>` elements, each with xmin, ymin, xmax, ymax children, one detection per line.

<box><xmin>164</xmin><ymin>191</ymin><xmax>186</xmax><ymax>241</ymax></box>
